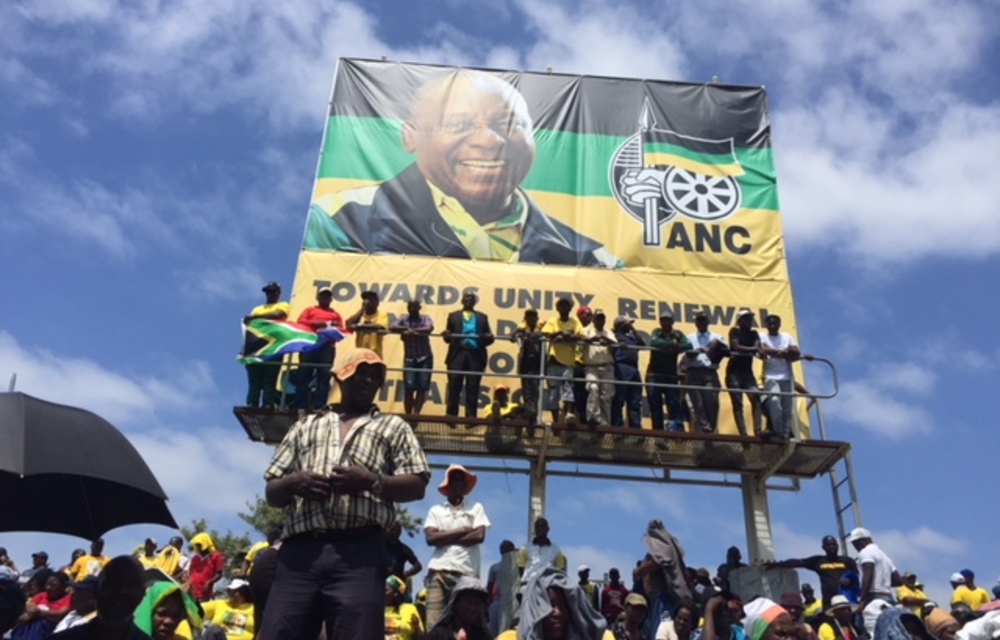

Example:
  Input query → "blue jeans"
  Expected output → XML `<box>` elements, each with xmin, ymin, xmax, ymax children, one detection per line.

<box><xmin>612</xmin><ymin>364</ymin><xmax>643</xmax><ymax>428</ymax></box>
<box><xmin>647</xmin><ymin>373</ymin><xmax>685</xmax><ymax>431</ymax></box>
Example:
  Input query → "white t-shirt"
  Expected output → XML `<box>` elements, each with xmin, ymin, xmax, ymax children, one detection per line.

<box><xmin>425</xmin><ymin>500</ymin><xmax>490</xmax><ymax>576</ymax></box>
<box><xmin>685</xmin><ymin>331</ymin><xmax>726</xmax><ymax>370</ymax></box>
<box><xmin>759</xmin><ymin>332</ymin><xmax>797</xmax><ymax>381</ymax></box>
<box><xmin>521</xmin><ymin>542</ymin><xmax>564</xmax><ymax>586</ymax></box>
<box><xmin>858</xmin><ymin>542</ymin><xmax>896</xmax><ymax>595</ymax></box>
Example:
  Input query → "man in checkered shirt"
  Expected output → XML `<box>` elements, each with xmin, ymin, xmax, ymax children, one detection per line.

<box><xmin>258</xmin><ymin>348</ymin><xmax>431</xmax><ymax>640</ymax></box>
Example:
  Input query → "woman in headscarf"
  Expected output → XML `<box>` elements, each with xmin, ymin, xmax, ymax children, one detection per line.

<box><xmin>187</xmin><ymin>533</ymin><xmax>225</xmax><ymax>602</ymax></box>
<box><xmin>426</xmin><ymin>576</ymin><xmax>491</xmax><ymax>640</ymax></box>
<box><xmin>498</xmin><ymin>566</ymin><xmax>613</xmax><ymax>640</ymax></box>
<box><xmin>386</xmin><ymin>575</ymin><xmax>424</xmax><ymax>640</ymax></box>
<box><xmin>873</xmin><ymin>607</ymin><xmax>931</xmax><ymax>640</ymax></box>
<box><xmin>134</xmin><ymin>581</ymin><xmax>203</xmax><ymax>640</ymax></box>
<box><xmin>740</xmin><ymin>598</ymin><xmax>797</xmax><ymax>640</ymax></box>
<box><xmin>923</xmin><ymin>608</ymin><xmax>961</xmax><ymax>640</ymax></box>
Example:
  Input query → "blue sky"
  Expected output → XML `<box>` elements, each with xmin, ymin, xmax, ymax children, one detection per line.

<box><xmin>2</xmin><ymin>0</ymin><xmax>1000</xmax><ymax>607</ymax></box>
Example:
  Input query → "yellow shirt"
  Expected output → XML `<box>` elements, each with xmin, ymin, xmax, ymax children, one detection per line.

<box><xmin>541</xmin><ymin>316</ymin><xmax>584</xmax><ymax>367</ymax></box>
<box><xmin>497</xmin><ymin>631</ymin><xmax>615</xmax><ymax>640</ymax></box>
<box><xmin>155</xmin><ymin>547</ymin><xmax>183</xmax><ymax>577</ymax></box>
<box><xmin>202</xmin><ymin>600</ymin><xmax>254</xmax><ymax>640</ymax></box>
<box><xmin>244</xmin><ymin>541</ymin><xmax>269</xmax><ymax>567</ymax></box>
<box><xmin>896</xmin><ymin>584</ymin><xmax>929</xmax><ymax>614</ymax></box>
<box><xmin>952</xmin><ymin>585</ymin><xmax>991</xmax><ymax>611</ymax></box>
<box><xmin>69</xmin><ymin>554</ymin><xmax>110</xmax><ymax>581</ymax></box>
<box><xmin>805</xmin><ymin>600</ymin><xmax>823</xmax><ymax>620</ymax></box>
<box><xmin>429</xmin><ymin>180</ymin><xmax>527</xmax><ymax>261</ymax></box>
<box><xmin>249</xmin><ymin>302</ymin><xmax>291</xmax><ymax>318</ymax></box>
<box><xmin>356</xmin><ymin>310</ymin><xmax>390</xmax><ymax>356</ymax></box>
<box><xmin>385</xmin><ymin>603</ymin><xmax>423</xmax><ymax>640</ymax></box>
<box><xmin>137</xmin><ymin>554</ymin><xmax>158</xmax><ymax>569</ymax></box>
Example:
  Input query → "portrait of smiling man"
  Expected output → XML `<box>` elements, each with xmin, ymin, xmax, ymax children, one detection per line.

<box><xmin>306</xmin><ymin>69</ymin><xmax>622</xmax><ymax>268</ymax></box>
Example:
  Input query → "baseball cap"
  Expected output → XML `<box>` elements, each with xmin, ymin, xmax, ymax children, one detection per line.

<box><xmin>950</xmin><ymin>572</ymin><xmax>965</xmax><ymax>584</ymax></box>
<box><xmin>318</xmin><ymin>286</ymin><xmax>333</xmax><ymax>294</ymax></box>
<box><xmin>625</xmin><ymin>593</ymin><xmax>648</xmax><ymax>608</ymax></box>
<box><xmin>614</xmin><ymin>315</ymin><xmax>634</xmax><ymax>326</ymax></box>
<box><xmin>660</xmin><ymin>310</ymin><xmax>674</xmax><ymax>319</ymax></box>
<box><xmin>576</xmin><ymin>306</ymin><xmax>592</xmax><ymax>318</ymax></box>
<box><xmin>694</xmin><ymin>309</ymin><xmax>708</xmax><ymax>318</ymax></box>
<box><xmin>593</xmin><ymin>309</ymin><xmax>607</xmax><ymax>317</ymax></box>
<box><xmin>847</xmin><ymin>527</ymin><xmax>871</xmax><ymax>542</ymax></box>
<box><xmin>801</xmin><ymin>583</ymin><xmax>814</xmax><ymax>592</ymax></box>
<box><xmin>31</xmin><ymin>551</ymin><xmax>48</xmax><ymax>560</ymax></box>
<box><xmin>333</xmin><ymin>349</ymin><xmax>385</xmax><ymax>381</ymax></box>
<box><xmin>960</xmin><ymin>569</ymin><xmax>975</xmax><ymax>581</ymax></box>
<box><xmin>261</xmin><ymin>281</ymin><xmax>281</xmax><ymax>292</ymax></box>
<box><xmin>737</xmin><ymin>308</ymin><xmax>754</xmax><ymax>318</ymax></box>
<box><xmin>578</xmin><ymin>565</ymin><xmax>590</xmax><ymax>573</ymax></box>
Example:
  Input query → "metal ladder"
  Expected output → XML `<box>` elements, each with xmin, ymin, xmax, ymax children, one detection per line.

<box><xmin>810</xmin><ymin>396</ymin><xmax>863</xmax><ymax>554</ymax></box>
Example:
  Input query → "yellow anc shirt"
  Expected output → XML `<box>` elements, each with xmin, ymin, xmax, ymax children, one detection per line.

<box><xmin>202</xmin><ymin>600</ymin><xmax>254</xmax><ymax>640</ymax></box>
<box><xmin>356</xmin><ymin>311</ymin><xmax>390</xmax><ymax>356</ymax></box>
<box><xmin>541</xmin><ymin>317</ymin><xmax>584</xmax><ymax>367</ymax></box>
<box><xmin>952</xmin><ymin>585</ymin><xmax>991</xmax><ymax>611</ymax></box>
<box><xmin>69</xmin><ymin>555</ymin><xmax>110</xmax><ymax>581</ymax></box>
<box><xmin>249</xmin><ymin>302</ymin><xmax>291</xmax><ymax>318</ymax></box>
<box><xmin>896</xmin><ymin>584</ymin><xmax>929</xmax><ymax>614</ymax></box>
<box><xmin>385</xmin><ymin>603</ymin><xmax>423</xmax><ymax>640</ymax></box>
<box><xmin>429</xmin><ymin>181</ymin><xmax>527</xmax><ymax>261</ymax></box>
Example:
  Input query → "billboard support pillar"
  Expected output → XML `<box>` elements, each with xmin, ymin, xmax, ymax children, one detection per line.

<box><xmin>741</xmin><ymin>474</ymin><xmax>776</xmax><ymax>563</ymax></box>
<box><xmin>528</xmin><ymin>459</ymin><xmax>547</xmax><ymax>541</ymax></box>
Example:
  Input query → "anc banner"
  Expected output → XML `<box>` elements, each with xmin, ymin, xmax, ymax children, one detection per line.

<box><xmin>292</xmin><ymin>59</ymin><xmax>809</xmax><ymax>436</ymax></box>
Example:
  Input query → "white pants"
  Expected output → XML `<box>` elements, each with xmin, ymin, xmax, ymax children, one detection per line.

<box><xmin>863</xmin><ymin>598</ymin><xmax>893</xmax><ymax>637</ymax></box>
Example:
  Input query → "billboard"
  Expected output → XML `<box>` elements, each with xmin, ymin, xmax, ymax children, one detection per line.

<box><xmin>291</xmin><ymin>58</ymin><xmax>806</xmax><ymax>436</ymax></box>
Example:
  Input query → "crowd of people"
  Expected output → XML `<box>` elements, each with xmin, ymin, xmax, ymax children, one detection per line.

<box><xmin>3</xmin><ymin>518</ymin><xmax>999</xmax><ymax>640</ymax></box>
<box><xmin>243</xmin><ymin>282</ymin><xmax>810</xmax><ymax>439</ymax></box>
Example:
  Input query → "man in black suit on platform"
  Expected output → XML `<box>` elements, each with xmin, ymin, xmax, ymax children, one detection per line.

<box><xmin>441</xmin><ymin>292</ymin><xmax>495</xmax><ymax>417</ymax></box>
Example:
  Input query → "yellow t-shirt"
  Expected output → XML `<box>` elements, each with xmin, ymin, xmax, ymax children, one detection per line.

<box><xmin>137</xmin><ymin>554</ymin><xmax>159</xmax><ymax>569</ymax></box>
<box><xmin>896</xmin><ymin>584</ymin><xmax>929</xmax><ymax>614</ymax></box>
<box><xmin>952</xmin><ymin>585</ymin><xmax>991</xmax><ymax>611</ymax></box>
<box><xmin>202</xmin><ymin>600</ymin><xmax>254</xmax><ymax>640</ymax></box>
<box><xmin>541</xmin><ymin>316</ymin><xmax>584</xmax><ymax>367</ymax></box>
<box><xmin>804</xmin><ymin>600</ymin><xmax>823</xmax><ymax>620</ymax></box>
<box><xmin>69</xmin><ymin>554</ymin><xmax>110</xmax><ymax>581</ymax></box>
<box><xmin>249</xmin><ymin>302</ymin><xmax>291</xmax><ymax>318</ymax></box>
<box><xmin>356</xmin><ymin>310</ymin><xmax>390</xmax><ymax>356</ymax></box>
<box><xmin>385</xmin><ymin>603</ymin><xmax>423</xmax><ymax>640</ymax></box>
<box><xmin>497</xmin><ymin>631</ymin><xmax>615</xmax><ymax>640</ymax></box>
<box><xmin>244</xmin><ymin>541</ymin><xmax>269</xmax><ymax>567</ymax></box>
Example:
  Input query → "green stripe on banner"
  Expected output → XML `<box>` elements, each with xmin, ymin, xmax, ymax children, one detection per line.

<box><xmin>319</xmin><ymin>117</ymin><xmax>780</xmax><ymax>210</ymax></box>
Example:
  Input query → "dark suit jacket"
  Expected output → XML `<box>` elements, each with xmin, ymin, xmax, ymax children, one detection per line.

<box><xmin>443</xmin><ymin>309</ymin><xmax>494</xmax><ymax>370</ymax></box>
<box><xmin>306</xmin><ymin>164</ymin><xmax>621</xmax><ymax>268</ymax></box>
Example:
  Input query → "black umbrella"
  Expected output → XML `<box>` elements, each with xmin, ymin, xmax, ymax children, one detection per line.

<box><xmin>0</xmin><ymin>392</ymin><xmax>178</xmax><ymax>539</ymax></box>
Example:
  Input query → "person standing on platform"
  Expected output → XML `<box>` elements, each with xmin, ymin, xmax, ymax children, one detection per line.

<box><xmin>759</xmin><ymin>314</ymin><xmax>801</xmax><ymax>439</ymax></box>
<box><xmin>583</xmin><ymin>310</ymin><xmax>617</xmax><ymax>427</ymax></box>
<box><xmin>682</xmin><ymin>310</ymin><xmax>728</xmax><ymax>433</ymax></box>
<box><xmin>295</xmin><ymin>286</ymin><xmax>343</xmax><ymax>411</ymax></box>
<box><xmin>574</xmin><ymin>306</ymin><xmax>594</xmax><ymax>418</ymax></box>
<box><xmin>258</xmin><ymin>348</ymin><xmax>431</xmax><ymax>640</ymax></box>
<box><xmin>726</xmin><ymin>309</ymin><xmax>762</xmax><ymax>437</ymax></box>
<box><xmin>424</xmin><ymin>465</ymin><xmax>491</xmax><ymax>628</ymax></box>
<box><xmin>612</xmin><ymin>316</ymin><xmax>644</xmax><ymax>430</ymax></box>
<box><xmin>541</xmin><ymin>297</ymin><xmax>585</xmax><ymax>424</ymax></box>
<box><xmin>346</xmin><ymin>290</ymin><xmax>390</xmax><ymax>357</ymax></box>
<box><xmin>442</xmin><ymin>292</ymin><xmax>494</xmax><ymax>418</ymax></box>
<box><xmin>512</xmin><ymin>308</ymin><xmax>544</xmax><ymax>420</ymax></box>
<box><xmin>243</xmin><ymin>281</ymin><xmax>290</xmax><ymax>408</ymax></box>
<box><xmin>647</xmin><ymin>310</ymin><xmax>691</xmax><ymax>434</ymax></box>
<box><xmin>392</xmin><ymin>300</ymin><xmax>435</xmax><ymax>414</ymax></box>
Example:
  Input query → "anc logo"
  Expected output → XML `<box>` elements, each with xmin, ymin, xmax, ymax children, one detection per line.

<box><xmin>610</xmin><ymin>101</ymin><xmax>745</xmax><ymax>246</ymax></box>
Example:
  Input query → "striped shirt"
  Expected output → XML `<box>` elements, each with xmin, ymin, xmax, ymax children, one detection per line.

<box><xmin>264</xmin><ymin>407</ymin><xmax>430</xmax><ymax>537</ymax></box>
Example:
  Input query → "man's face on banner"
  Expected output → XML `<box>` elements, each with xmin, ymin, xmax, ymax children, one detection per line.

<box><xmin>404</xmin><ymin>73</ymin><xmax>536</xmax><ymax>214</ymax></box>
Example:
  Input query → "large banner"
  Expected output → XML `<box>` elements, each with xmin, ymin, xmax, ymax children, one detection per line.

<box><xmin>291</xmin><ymin>59</ymin><xmax>808</xmax><ymax>436</ymax></box>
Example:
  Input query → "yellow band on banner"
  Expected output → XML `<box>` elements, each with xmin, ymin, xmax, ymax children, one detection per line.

<box><xmin>644</xmin><ymin>154</ymin><xmax>746</xmax><ymax>178</ymax></box>
<box><xmin>291</xmin><ymin>253</ymin><xmax>810</xmax><ymax>438</ymax></box>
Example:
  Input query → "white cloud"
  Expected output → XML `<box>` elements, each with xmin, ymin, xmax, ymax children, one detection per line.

<box><xmin>561</xmin><ymin>483</ymin><xmax>689</xmax><ymax>524</ymax></box>
<box><xmin>561</xmin><ymin>544</ymin><xmax>635</xmax><ymax>579</ymax></box>
<box><xmin>0</xmin><ymin>330</ymin><xmax>213</xmax><ymax>425</ymax></box>
<box><xmin>831</xmin><ymin>380</ymin><xmax>931</xmax><ymax>439</ymax></box>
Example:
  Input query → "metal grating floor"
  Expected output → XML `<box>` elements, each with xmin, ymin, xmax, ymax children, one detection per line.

<box><xmin>233</xmin><ymin>408</ymin><xmax>850</xmax><ymax>480</ymax></box>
